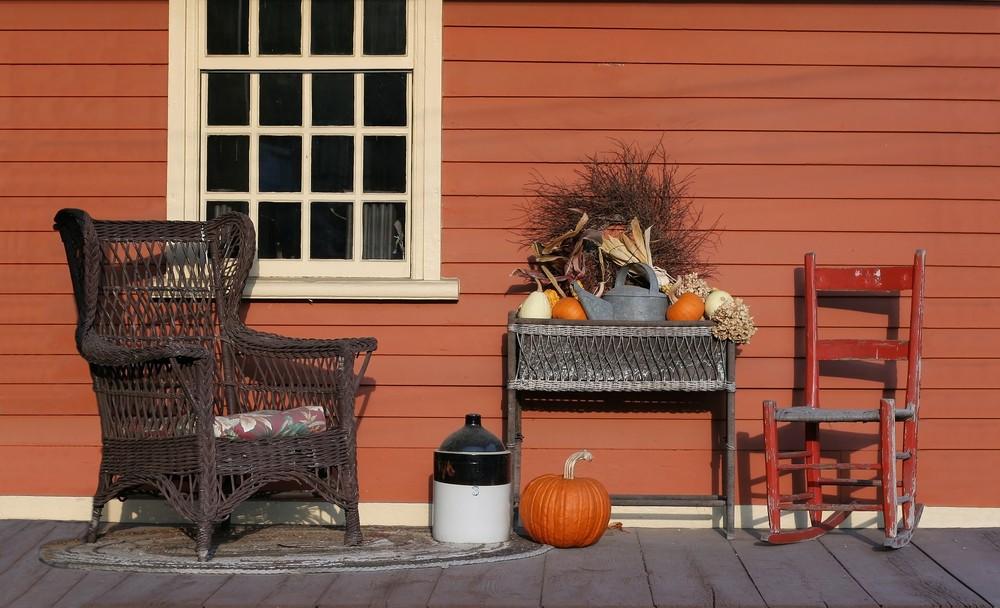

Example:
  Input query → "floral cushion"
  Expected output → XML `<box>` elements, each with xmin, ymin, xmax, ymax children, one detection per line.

<box><xmin>213</xmin><ymin>405</ymin><xmax>327</xmax><ymax>440</ymax></box>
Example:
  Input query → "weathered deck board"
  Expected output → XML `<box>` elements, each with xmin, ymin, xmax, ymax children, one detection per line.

<box><xmin>427</xmin><ymin>554</ymin><xmax>546</xmax><ymax>608</ymax></box>
<box><xmin>0</xmin><ymin>521</ymin><xmax>85</xmax><ymax>607</ymax></box>
<box><xmin>0</xmin><ymin>520</ymin><xmax>58</xmax><ymax>574</ymax></box>
<box><xmin>730</xmin><ymin>530</ymin><xmax>877</xmax><ymax>608</ymax></box>
<box><xmin>203</xmin><ymin>574</ymin><xmax>288</xmax><ymax>608</ymax></box>
<box><xmin>316</xmin><ymin>568</ymin><xmax>441</xmax><ymax>608</ymax></box>
<box><xmin>257</xmin><ymin>575</ymin><xmax>336</xmax><ymax>608</ymax></box>
<box><xmin>820</xmin><ymin>530</ymin><xmax>990</xmax><ymax>608</ymax></box>
<box><xmin>913</xmin><ymin>529</ymin><xmax>1000</xmax><ymax>607</ymax></box>
<box><xmin>89</xmin><ymin>573</ymin><xmax>230</xmax><ymax>608</ymax></box>
<box><xmin>49</xmin><ymin>571</ymin><xmax>130</xmax><ymax>608</ymax></box>
<box><xmin>0</xmin><ymin>520</ymin><xmax>27</xmax><ymax>544</ymax></box>
<box><xmin>638</xmin><ymin>528</ymin><xmax>765</xmax><ymax>608</ymax></box>
<box><xmin>541</xmin><ymin>529</ymin><xmax>654</xmax><ymax>608</ymax></box>
<box><xmin>0</xmin><ymin>521</ymin><xmax>998</xmax><ymax>608</ymax></box>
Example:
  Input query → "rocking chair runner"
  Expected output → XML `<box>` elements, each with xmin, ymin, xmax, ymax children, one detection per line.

<box><xmin>762</xmin><ymin>250</ymin><xmax>926</xmax><ymax>548</ymax></box>
<box><xmin>54</xmin><ymin>209</ymin><xmax>376</xmax><ymax>560</ymax></box>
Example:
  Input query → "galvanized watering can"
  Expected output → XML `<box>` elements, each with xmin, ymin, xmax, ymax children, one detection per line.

<box><xmin>575</xmin><ymin>263</ymin><xmax>668</xmax><ymax>321</ymax></box>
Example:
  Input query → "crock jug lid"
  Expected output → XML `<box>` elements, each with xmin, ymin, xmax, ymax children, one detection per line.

<box><xmin>438</xmin><ymin>413</ymin><xmax>506</xmax><ymax>452</ymax></box>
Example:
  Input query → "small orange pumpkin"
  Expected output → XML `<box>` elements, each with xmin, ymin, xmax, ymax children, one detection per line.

<box><xmin>552</xmin><ymin>297</ymin><xmax>588</xmax><ymax>321</ymax></box>
<box><xmin>520</xmin><ymin>450</ymin><xmax>611</xmax><ymax>548</ymax></box>
<box><xmin>667</xmin><ymin>292</ymin><xmax>706</xmax><ymax>321</ymax></box>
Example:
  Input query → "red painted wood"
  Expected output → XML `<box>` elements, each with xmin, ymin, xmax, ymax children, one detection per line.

<box><xmin>0</xmin><ymin>65</ymin><xmax>166</xmax><ymax>97</ymax></box>
<box><xmin>443</xmin><ymin>2</ymin><xmax>1000</xmax><ymax>33</ymax></box>
<box><xmin>814</xmin><ymin>266</ymin><xmax>914</xmax><ymax>291</ymax></box>
<box><xmin>443</xmin><ymin>131</ymin><xmax>1000</xmax><ymax>167</ymax></box>
<box><xmin>445</xmin><ymin>98</ymin><xmax>1000</xmax><ymax>133</ymax></box>
<box><xmin>0</xmin><ymin>1</ymin><xmax>167</xmax><ymax>29</ymax></box>
<box><xmin>444</xmin><ymin>62</ymin><xmax>1000</xmax><ymax>100</ymax></box>
<box><xmin>763</xmin><ymin>251</ymin><xmax>927</xmax><ymax>543</ymax></box>
<box><xmin>0</xmin><ymin>31</ymin><xmax>168</xmax><ymax>64</ymax></box>
<box><xmin>0</xmin><ymin>98</ymin><xmax>166</xmax><ymax>129</ymax></box>
<box><xmin>815</xmin><ymin>339</ymin><xmax>910</xmax><ymax>361</ymax></box>
<box><xmin>444</xmin><ymin>27</ymin><xmax>1000</xmax><ymax>67</ymax></box>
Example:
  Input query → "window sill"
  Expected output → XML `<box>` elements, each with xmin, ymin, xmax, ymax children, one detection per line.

<box><xmin>244</xmin><ymin>276</ymin><xmax>460</xmax><ymax>300</ymax></box>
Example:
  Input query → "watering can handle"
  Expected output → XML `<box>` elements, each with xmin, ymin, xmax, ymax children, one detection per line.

<box><xmin>614</xmin><ymin>263</ymin><xmax>660</xmax><ymax>295</ymax></box>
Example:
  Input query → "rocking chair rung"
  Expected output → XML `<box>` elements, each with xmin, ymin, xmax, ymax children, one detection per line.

<box><xmin>778</xmin><ymin>450</ymin><xmax>810</xmax><ymax>459</ymax></box>
<box><xmin>780</xmin><ymin>492</ymin><xmax>814</xmax><ymax>502</ymax></box>
<box><xmin>779</xmin><ymin>462</ymin><xmax>881</xmax><ymax>471</ymax></box>
<box><xmin>780</xmin><ymin>503</ymin><xmax>881</xmax><ymax>512</ymax></box>
<box><xmin>816</xmin><ymin>478</ymin><xmax>881</xmax><ymax>487</ymax></box>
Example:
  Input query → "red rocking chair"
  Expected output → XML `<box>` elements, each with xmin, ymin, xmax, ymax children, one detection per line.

<box><xmin>762</xmin><ymin>250</ymin><xmax>926</xmax><ymax>548</ymax></box>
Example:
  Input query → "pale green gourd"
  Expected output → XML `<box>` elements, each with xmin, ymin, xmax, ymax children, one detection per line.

<box><xmin>519</xmin><ymin>291</ymin><xmax>552</xmax><ymax>319</ymax></box>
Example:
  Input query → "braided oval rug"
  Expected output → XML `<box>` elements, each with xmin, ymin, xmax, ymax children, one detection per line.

<box><xmin>40</xmin><ymin>525</ymin><xmax>550</xmax><ymax>574</ymax></box>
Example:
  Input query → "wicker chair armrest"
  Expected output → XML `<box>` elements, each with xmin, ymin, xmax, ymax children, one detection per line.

<box><xmin>231</xmin><ymin>326</ymin><xmax>376</xmax><ymax>359</ymax></box>
<box><xmin>79</xmin><ymin>332</ymin><xmax>210</xmax><ymax>367</ymax></box>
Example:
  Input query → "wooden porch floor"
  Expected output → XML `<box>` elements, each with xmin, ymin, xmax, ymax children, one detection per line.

<box><xmin>0</xmin><ymin>520</ymin><xmax>997</xmax><ymax>608</ymax></box>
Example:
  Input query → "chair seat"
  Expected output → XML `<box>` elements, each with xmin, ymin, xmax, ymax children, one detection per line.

<box><xmin>213</xmin><ymin>405</ymin><xmax>328</xmax><ymax>440</ymax></box>
<box><xmin>773</xmin><ymin>406</ymin><xmax>914</xmax><ymax>423</ymax></box>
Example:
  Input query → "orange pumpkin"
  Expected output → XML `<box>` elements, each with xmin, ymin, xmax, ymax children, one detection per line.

<box><xmin>552</xmin><ymin>297</ymin><xmax>588</xmax><ymax>321</ymax></box>
<box><xmin>667</xmin><ymin>292</ymin><xmax>706</xmax><ymax>321</ymax></box>
<box><xmin>520</xmin><ymin>450</ymin><xmax>611</xmax><ymax>548</ymax></box>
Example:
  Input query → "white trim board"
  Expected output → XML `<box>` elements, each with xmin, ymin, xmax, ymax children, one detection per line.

<box><xmin>1</xmin><ymin>497</ymin><xmax>997</xmax><ymax>529</ymax></box>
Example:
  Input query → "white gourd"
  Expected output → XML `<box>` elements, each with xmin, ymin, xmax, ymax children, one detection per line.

<box><xmin>519</xmin><ymin>291</ymin><xmax>552</xmax><ymax>319</ymax></box>
<box><xmin>704</xmin><ymin>289</ymin><xmax>734</xmax><ymax>319</ymax></box>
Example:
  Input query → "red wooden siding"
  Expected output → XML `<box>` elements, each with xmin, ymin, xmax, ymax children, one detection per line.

<box><xmin>0</xmin><ymin>1</ymin><xmax>998</xmax><ymax>510</ymax></box>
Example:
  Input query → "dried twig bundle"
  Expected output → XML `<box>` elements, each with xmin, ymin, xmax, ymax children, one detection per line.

<box><xmin>518</xmin><ymin>140</ymin><xmax>717</xmax><ymax>291</ymax></box>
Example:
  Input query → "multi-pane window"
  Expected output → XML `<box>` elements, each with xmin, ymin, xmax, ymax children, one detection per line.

<box><xmin>200</xmin><ymin>0</ymin><xmax>412</xmax><ymax>278</ymax></box>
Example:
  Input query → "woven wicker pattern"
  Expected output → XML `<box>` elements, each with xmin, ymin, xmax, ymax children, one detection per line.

<box><xmin>54</xmin><ymin>209</ymin><xmax>376</xmax><ymax>560</ymax></box>
<box><xmin>509</xmin><ymin>320</ymin><xmax>733</xmax><ymax>392</ymax></box>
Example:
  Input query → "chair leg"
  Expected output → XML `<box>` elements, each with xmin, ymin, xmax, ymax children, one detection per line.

<box><xmin>762</xmin><ymin>400</ymin><xmax>782</xmax><ymax>536</ymax></box>
<box><xmin>900</xmin><ymin>414</ymin><xmax>919</xmax><ymax>531</ymax></box>
<box><xmin>196</xmin><ymin>520</ymin><xmax>214</xmax><ymax>562</ymax></box>
<box><xmin>86</xmin><ymin>499</ymin><xmax>104</xmax><ymax>543</ymax></box>
<box><xmin>344</xmin><ymin>505</ymin><xmax>362</xmax><ymax>546</ymax></box>
<box><xmin>879</xmin><ymin>399</ymin><xmax>898</xmax><ymax>544</ymax></box>
<box><xmin>804</xmin><ymin>421</ymin><xmax>823</xmax><ymax>527</ymax></box>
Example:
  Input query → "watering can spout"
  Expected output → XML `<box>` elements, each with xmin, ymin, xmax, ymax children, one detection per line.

<box><xmin>573</xmin><ymin>281</ymin><xmax>614</xmax><ymax>320</ymax></box>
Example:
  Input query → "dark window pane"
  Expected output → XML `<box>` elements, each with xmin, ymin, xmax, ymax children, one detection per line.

<box><xmin>259</xmin><ymin>0</ymin><xmax>301</xmax><ymax>55</ymax></box>
<box><xmin>311</xmin><ymin>202</ymin><xmax>353</xmax><ymax>259</ymax></box>
<box><xmin>363</xmin><ymin>202</ymin><xmax>405</xmax><ymax>260</ymax></box>
<box><xmin>312</xmin><ymin>136</ymin><xmax>353</xmax><ymax>192</ymax></box>
<box><xmin>258</xmin><ymin>202</ymin><xmax>301</xmax><ymax>259</ymax></box>
<box><xmin>364</xmin><ymin>72</ymin><xmax>406</xmax><ymax>126</ymax></box>
<box><xmin>312</xmin><ymin>0</ymin><xmax>353</xmax><ymax>55</ymax></box>
<box><xmin>312</xmin><ymin>73</ymin><xmax>354</xmax><ymax>126</ymax></box>
<box><xmin>260</xmin><ymin>73</ymin><xmax>302</xmax><ymax>126</ymax></box>
<box><xmin>363</xmin><ymin>0</ymin><xmax>405</xmax><ymax>55</ymax></box>
<box><xmin>207</xmin><ymin>135</ymin><xmax>249</xmax><ymax>192</ymax></box>
<box><xmin>206</xmin><ymin>201</ymin><xmax>249</xmax><ymax>220</ymax></box>
<box><xmin>363</xmin><ymin>136</ymin><xmax>406</xmax><ymax>193</ymax></box>
<box><xmin>207</xmin><ymin>73</ymin><xmax>249</xmax><ymax>126</ymax></box>
<box><xmin>259</xmin><ymin>136</ymin><xmax>302</xmax><ymax>192</ymax></box>
<box><xmin>207</xmin><ymin>0</ymin><xmax>249</xmax><ymax>55</ymax></box>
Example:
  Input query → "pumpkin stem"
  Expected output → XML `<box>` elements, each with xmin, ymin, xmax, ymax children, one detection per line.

<box><xmin>563</xmin><ymin>450</ymin><xmax>593</xmax><ymax>479</ymax></box>
<box><xmin>532</xmin><ymin>277</ymin><xmax>544</xmax><ymax>291</ymax></box>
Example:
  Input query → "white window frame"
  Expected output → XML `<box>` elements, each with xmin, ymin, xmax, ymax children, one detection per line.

<box><xmin>167</xmin><ymin>0</ymin><xmax>457</xmax><ymax>300</ymax></box>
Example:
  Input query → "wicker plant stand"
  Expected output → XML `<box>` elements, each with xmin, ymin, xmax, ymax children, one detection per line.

<box><xmin>506</xmin><ymin>312</ymin><xmax>737</xmax><ymax>537</ymax></box>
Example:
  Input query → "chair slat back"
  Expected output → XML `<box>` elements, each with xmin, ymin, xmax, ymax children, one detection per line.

<box><xmin>805</xmin><ymin>250</ymin><xmax>926</xmax><ymax>411</ymax></box>
<box><xmin>55</xmin><ymin>210</ymin><xmax>255</xmax><ymax>389</ymax></box>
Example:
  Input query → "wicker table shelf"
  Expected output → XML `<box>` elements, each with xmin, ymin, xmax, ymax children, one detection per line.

<box><xmin>505</xmin><ymin>313</ymin><xmax>737</xmax><ymax>538</ymax></box>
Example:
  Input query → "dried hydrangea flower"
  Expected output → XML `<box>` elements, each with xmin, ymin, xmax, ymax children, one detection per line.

<box><xmin>711</xmin><ymin>298</ymin><xmax>757</xmax><ymax>345</ymax></box>
<box><xmin>668</xmin><ymin>272</ymin><xmax>712</xmax><ymax>300</ymax></box>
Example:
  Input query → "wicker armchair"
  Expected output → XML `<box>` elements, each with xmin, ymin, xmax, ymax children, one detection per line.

<box><xmin>54</xmin><ymin>209</ymin><xmax>376</xmax><ymax>560</ymax></box>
